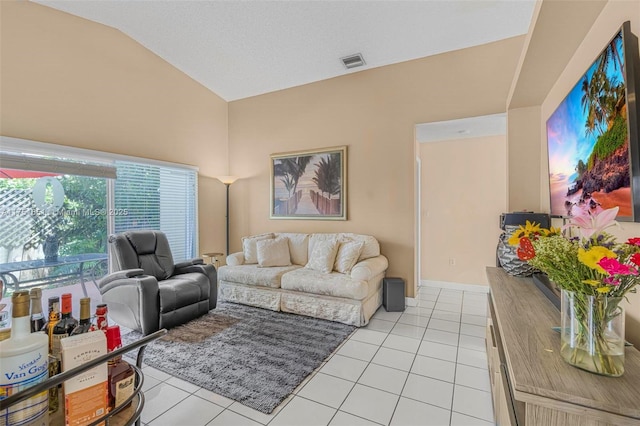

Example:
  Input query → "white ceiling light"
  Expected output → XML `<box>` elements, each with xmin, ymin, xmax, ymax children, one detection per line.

<box><xmin>341</xmin><ymin>53</ymin><xmax>365</xmax><ymax>69</ymax></box>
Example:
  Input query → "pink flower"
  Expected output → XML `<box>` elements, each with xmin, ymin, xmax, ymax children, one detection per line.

<box><xmin>598</xmin><ymin>257</ymin><xmax>638</xmax><ymax>276</ymax></box>
<box><xmin>563</xmin><ymin>206</ymin><xmax>619</xmax><ymax>239</ymax></box>
<box><xmin>604</xmin><ymin>276</ymin><xmax>621</xmax><ymax>286</ymax></box>
<box><xmin>627</xmin><ymin>237</ymin><xmax>640</xmax><ymax>246</ymax></box>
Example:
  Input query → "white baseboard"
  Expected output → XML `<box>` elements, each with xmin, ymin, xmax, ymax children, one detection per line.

<box><xmin>420</xmin><ymin>279</ymin><xmax>489</xmax><ymax>294</ymax></box>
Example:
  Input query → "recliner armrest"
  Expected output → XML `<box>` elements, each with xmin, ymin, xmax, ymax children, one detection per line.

<box><xmin>97</xmin><ymin>271</ymin><xmax>158</xmax><ymax>297</ymax></box>
<box><xmin>351</xmin><ymin>255</ymin><xmax>389</xmax><ymax>281</ymax></box>
<box><xmin>175</xmin><ymin>258</ymin><xmax>205</xmax><ymax>269</ymax></box>
<box><xmin>97</xmin><ymin>272</ymin><xmax>161</xmax><ymax>335</ymax></box>
<box><xmin>98</xmin><ymin>268</ymin><xmax>145</xmax><ymax>288</ymax></box>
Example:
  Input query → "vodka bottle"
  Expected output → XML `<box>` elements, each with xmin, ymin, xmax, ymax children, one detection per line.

<box><xmin>0</xmin><ymin>291</ymin><xmax>49</xmax><ymax>425</ymax></box>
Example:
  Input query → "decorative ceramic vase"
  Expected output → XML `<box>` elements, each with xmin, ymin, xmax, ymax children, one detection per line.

<box><xmin>43</xmin><ymin>235</ymin><xmax>59</xmax><ymax>263</ymax></box>
<box><xmin>560</xmin><ymin>289</ymin><xmax>625</xmax><ymax>377</ymax></box>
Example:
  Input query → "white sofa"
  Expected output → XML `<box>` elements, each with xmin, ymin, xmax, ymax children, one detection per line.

<box><xmin>218</xmin><ymin>232</ymin><xmax>389</xmax><ymax>326</ymax></box>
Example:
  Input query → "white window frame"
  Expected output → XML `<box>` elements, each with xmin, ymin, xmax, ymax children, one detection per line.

<box><xmin>0</xmin><ymin>136</ymin><xmax>199</xmax><ymax>261</ymax></box>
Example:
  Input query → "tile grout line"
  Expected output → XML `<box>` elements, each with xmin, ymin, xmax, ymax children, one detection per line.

<box><xmin>385</xmin><ymin>287</ymin><xmax>438</xmax><ymax>425</ymax></box>
<box><xmin>445</xmin><ymin>291</ymin><xmax>463</xmax><ymax>426</ymax></box>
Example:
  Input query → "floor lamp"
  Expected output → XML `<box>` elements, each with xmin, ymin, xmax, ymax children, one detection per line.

<box><xmin>216</xmin><ymin>176</ymin><xmax>239</xmax><ymax>255</ymax></box>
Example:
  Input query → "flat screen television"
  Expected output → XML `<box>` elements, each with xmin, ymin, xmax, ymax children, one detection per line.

<box><xmin>546</xmin><ymin>21</ymin><xmax>640</xmax><ymax>221</ymax></box>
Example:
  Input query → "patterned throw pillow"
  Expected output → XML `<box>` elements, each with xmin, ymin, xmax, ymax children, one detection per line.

<box><xmin>305</xmin><ymin>239</ymin><xmax>339</xmax><ymax>274</ymax></box>
<box><xmin>257</xmin><ymin>237</ymin><xmax>292</xmax><ymax>267</ymax></box>
<box><xmin>334</xmin><ymin>240</ymin><xmax>365</xmax><ymax>274</ymax></box>
<box><xmin>242</xmin><ymin>233</ymin><xmax>274</xmax><ymax>264</ymax></box>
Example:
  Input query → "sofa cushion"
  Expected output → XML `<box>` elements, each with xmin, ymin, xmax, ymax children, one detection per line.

<box><xmin>306</xmin><ymin>239</ymin><xmax>339</xmax><ymax>274</ymax></box>
<box><xmin>276</xmin><ymin>233</ymin><xmax>309</xmax><ymax>265</ymax></box>
<box><xmin>218</xmin><ymin>264</ymin><xmax>301</xmax><ymax>288</ymax></box>
<box><xmin>257</xmin><ymin>237</ymin><xmax>291</xmax><ymax>267</ymax></box>
<box><xmin>281</xmin><ymin>268</ymin><xmax>369</xmax><ymax>300</ymax></box>
<box><xmin>242</xmin><ymin>233</ymin><xmax>274</xmax><ymax>264</ymax></box>
<box><xmin>334</xmin><ymin>240</ymin><xmax>365</xmax><ymax>274</ymax></box>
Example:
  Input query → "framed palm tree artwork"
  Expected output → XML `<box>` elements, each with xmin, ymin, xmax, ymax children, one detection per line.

<box><xmin>270</xmin><ymin>146</ymin><xmax>347</xmax><ymax>220</ymax></box>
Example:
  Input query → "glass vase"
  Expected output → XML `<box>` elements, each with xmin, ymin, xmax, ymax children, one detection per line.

<box><xmin>560</xmin><ymin>289</ymin><xmax>625</xmax><ymax>377</ymax></box>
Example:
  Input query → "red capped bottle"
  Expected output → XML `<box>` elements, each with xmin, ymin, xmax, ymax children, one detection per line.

<box><xmin>90</xmin><ymin>303</ymin><xmax>108</xmax><ymax>332</ymax></box>
<box><xmin>51</xmin><ymin>293</ymin><xmax>78</xmax><ymax>357</ymax></box>
<box><xmin>106</xmin><ymin>325</ymin><xmax>135</xmax><ymax>411</ymax></box>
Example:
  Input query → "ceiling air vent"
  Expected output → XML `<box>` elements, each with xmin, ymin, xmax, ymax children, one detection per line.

<box><xmin>341</xmin><ymin>53</ymin><xmax>365</xmax><ymax>69</ymax></box>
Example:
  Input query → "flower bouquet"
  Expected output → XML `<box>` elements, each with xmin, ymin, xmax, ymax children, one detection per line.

<box><xmin>509</xmin><ymin>207</ymin><xmax>639</xmax><ymax>376</ymax></box>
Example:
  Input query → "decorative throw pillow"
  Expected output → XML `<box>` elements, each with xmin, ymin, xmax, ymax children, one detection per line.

<box><xmin>308</xmin><ymin>234</ymin><xmax>339</xmax><ymax>258</ymax></box>
<box><xmin>242</xmin><ymin>233</ymin><xmax>274</xmax><ymax>264</ymax></box>
<box><xmin>305</xmin><ymin>239</ymin><xmax>339</xmax><ymax>274</ymax></box>
<box><xmin>257</xmin><ymin>237</ymin><xmax>292</xmax><ymax>267</ymax></box>
<box><xmin>340</xmin><ymin>233</ymin><xmax>380</xmax><ymax>261</ymax></box>
<box><xmin>334</xmin><ymin>240</ymin><xmax>365</xmax><ymax>274</ymax></box>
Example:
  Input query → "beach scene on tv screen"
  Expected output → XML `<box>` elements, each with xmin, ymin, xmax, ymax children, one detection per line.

<box><xmin>547</xmin><ymin>29</ymin><xmax>630</xmax><ymax>218</ymax></box>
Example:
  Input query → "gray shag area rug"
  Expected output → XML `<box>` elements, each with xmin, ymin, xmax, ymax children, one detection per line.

<box><xmin>122</xmin><ymin>302</ymin><xmax>355</xmax><ymax>414</ymax></box>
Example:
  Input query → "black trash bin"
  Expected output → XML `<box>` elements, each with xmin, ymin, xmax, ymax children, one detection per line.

<box><xmin>382</xmin><ymin>277</ymin><xmax>405</xmax><ymax>312</ymax></box>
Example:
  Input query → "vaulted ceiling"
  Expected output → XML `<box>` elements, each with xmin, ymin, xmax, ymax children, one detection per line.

<box><xmin>34</xmin><ymin>1</ymin><xmax>537</xmax><ymax>101</ymax></box>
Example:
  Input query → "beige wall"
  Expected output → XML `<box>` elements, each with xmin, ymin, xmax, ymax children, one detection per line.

<box><xmin>228</xmin><ymin>37</ymin><xmax>524</xmax><ymax>297</ymax></box>
<box><xmin>420</xmin><ymin>135</ymin><xmax>507</xmax><ymax>286</ymax></box>
<box><xmin>0</xmin><ymin>1</ymin><xmax>230</xmax><ymax>255</ymax></box>
<box><xmin>512</xmin><ymin>0</ymin><xmax>640</xmax><ymax>345</ymax></box>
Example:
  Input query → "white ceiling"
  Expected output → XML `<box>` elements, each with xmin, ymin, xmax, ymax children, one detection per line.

<box><xmin>34</xmin><ymin>0</ymin><xmax>536</xmax><ymax>102</ymax></box>
<box><xmin>416</xmin><ymin>113</ymin><xmax>506</xmax><ymax>143</ymax></box>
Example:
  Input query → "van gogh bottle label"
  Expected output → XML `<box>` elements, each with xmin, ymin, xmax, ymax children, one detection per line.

<box><xmin>0</xmin><ymin>292</ymin><xmax>49</xmax><ymax>426</ymax></box>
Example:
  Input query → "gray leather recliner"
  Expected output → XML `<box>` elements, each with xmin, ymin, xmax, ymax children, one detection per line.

<box><xmin>98</xmin><ymin>230</ymin><xmax>217</xmax><ymax>335</ymax></box>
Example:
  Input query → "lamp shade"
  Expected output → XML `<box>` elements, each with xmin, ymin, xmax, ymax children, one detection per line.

<box><xmin>216</xmin><ymin>175</ymin><xmax>239</xmax><ymax>185</ymax></box>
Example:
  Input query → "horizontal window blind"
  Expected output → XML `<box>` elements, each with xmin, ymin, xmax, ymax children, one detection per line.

<box><xmin>114</xmin><ymin>161</ymin><xmax>196</xmax><ymax>261</ymax></box>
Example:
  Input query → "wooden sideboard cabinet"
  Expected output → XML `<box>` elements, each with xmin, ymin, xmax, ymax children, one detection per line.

<box><xmin>486</xmin><ymin>267</ymin><xmax>640</xmax><ymax>426</ymax></box>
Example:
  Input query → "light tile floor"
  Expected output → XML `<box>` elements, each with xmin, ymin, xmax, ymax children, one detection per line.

<box><xmin>140</xmin><ymin>286</ymin><xmax>495</xmax><ymax>426</ymax></box>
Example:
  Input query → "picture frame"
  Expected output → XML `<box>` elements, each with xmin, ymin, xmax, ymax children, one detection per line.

<box><xmin>270</xmin><ymin>146</ymin><xmax>347</xmax><ymax>220</ymax></box>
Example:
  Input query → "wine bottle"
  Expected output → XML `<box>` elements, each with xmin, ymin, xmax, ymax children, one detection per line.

<box><xmin>29</xmin><ymin>287</ymin><xmax>45</xmax><ymax>333</ymax></box>
<box><xmin>89</xmin><ymin>303</ymin><xmax>108</xmax><ymax>332</ymax></box>
<box><xmin>0</xmin><ymin>291</ymin><xmax>49</xmax><ymax>425</ymax></box>
<box><xmin>51</xmin><ymin>293</ymin><xmax>78</xmax><ymax>357</ymax></box>
<box><xmin>106</xmin><ymin>325</ymin><xmax>135</xmax><ymax>411</ymax></box>
<box><xmin>70</xmin><ymin>297</ymin><xmax>92</xmax><ymax>336</ymax></box>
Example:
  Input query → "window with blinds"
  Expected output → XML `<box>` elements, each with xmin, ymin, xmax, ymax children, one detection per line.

<box><xmin>113</xmin><ymin>161</ymin><xmax>197</xmax><ymax>262</ymax></box>
<box><xmin>1</xmin><ymin>137</ymin><xmax>199</xmax><ymax>265</ymax></box>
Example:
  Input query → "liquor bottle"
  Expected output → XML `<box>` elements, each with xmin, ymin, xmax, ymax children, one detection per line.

<box><xmin>51</xmin><ymin>293</ymin><xmax>78</xmax><ymax>357</ymax></box>
<box><xmin>70</xmin><ymin>297</ymin><xmax>92</xmax><ymax>335</ymax></box>
<box><xmin>44</xmin><ymin>296</ymin><xmax>61</xmax><ymax>351</ymax></box>
<box><xmin>106</xmin><ymin>325</ymin><xmax>135</xmax><ymax>411</ymax></box>
<box><xmin>89</xmin><ymin>303</ymin><xmax>109</xmax><ymax>332</ymax></box>
<box><xmin>0</xmin><ymin>291</ymin><xmax>49</xmax><ymax>425</ymax></box>
<box><xmin>29</xmin><ymin>287</ymin><xmax>45</xmax><ymax>332</ymax></box>
<box><xmin>44</xmin><ymin>296</ymin><xmax>61</xmax><ymax>414</ymax></box>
